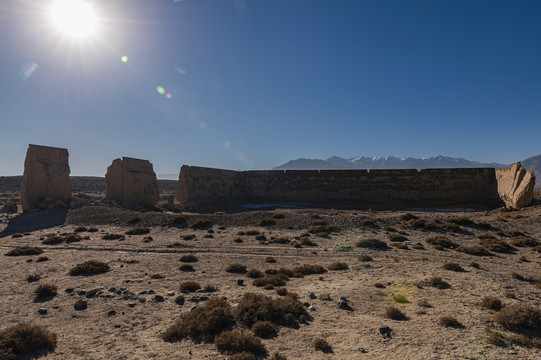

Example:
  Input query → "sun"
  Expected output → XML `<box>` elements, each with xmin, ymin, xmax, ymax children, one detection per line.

<box><xmin>50</xmin><ymin>0</ymin><xmax>99</xmax><ymax>39</ymax></box>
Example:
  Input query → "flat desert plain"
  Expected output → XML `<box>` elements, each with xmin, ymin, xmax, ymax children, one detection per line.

<box><xmin>1</xmin><ymin>194</ymin><xmax>541</xmax><ymax>359</ymax></box>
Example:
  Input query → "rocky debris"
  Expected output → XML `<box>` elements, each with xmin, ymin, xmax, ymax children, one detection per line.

<box><xmin>308</xmin><ymin>305</ymin><xmax>316</xmax><ymax>311</ymax></box>
<box><xmin>378</xmin><ymin>324</ymin><xmax>392</xmax><ymax>338</ymax></box>
<box><xmin>237</xmin><ymin>279</ymin><xmax>244</xmax><ymax>286</ymax></box>
<box><xmin>74</xmin><ymin>300</ymin><xmax>87</xmax><ymax>311</ymax></box>
<box><xmin>0</xmin><ymin>202</ymin><xmax>17</xmax><ymax>214</ymax></box>
<box><xmin>20</xmin><ymin>144</ymin><xmax>71</xmax><ymax>211</ymax></box>
<box><xmin>337</xmin><ymin>296</ymin><xmax>351</xmax><ymax>310</ymax></box>
<box><xmin>85</xmin><ymin>289</ymin><xmax>100</xmax><ymax>298</ymax></box>
<box><xmin>153</xmin><ymin>295</ymin><xmax>164</xmax><ymax>302</ymax></box>
<box><xmin>107</xmin><ymin>309</ymin><xmax>116</xmax><ymax>316</ymax></box>
<box><xmin>105</xmin><ymin>157</ymin><xmax>159</xmax><ymax>208</ymax></box>
<box><xmin>496</xmin><ymin>162</ymin><xmax>536</xmax><ymax>208</ymax></box>
<box><xmin>175</xmin><ymin>295</ymin><xmax>185</xmax><ymax>305</ymax></box>
<box><xmin>319</xmin><ymin>293</ymin><xmax>332</xmax><ymax>301</ymax></box>
<box><xmin>38</xmin><ymin>308</ymin><xmax>47</xmax><ymax>315</ymax></box>
<box><xmin>306</xmin><ymin>292</ymin><xmax>316</xmax><ymax>299</ymax></box>
<box><xmin>65</xmin><ymin>288</ymin><xmax>74</xmax><ymax>294</ymax></box>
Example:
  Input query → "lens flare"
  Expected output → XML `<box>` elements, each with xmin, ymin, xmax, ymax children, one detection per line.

<box><xmin>174</xmin><ymin>66</ymin><xmax>187</xmax><ymax>75</ymax></box>
<box><xmin>121</xmin><ymin>56</ymin><xmax>128</xmax><ymax>63</ymax></box>
<box><xmin>156</xmin><ymin>86</ymin><xmax>165</xmax><ymax>95</ymax></box>
<box><xmin>19</xmin><ymin>63</ymin><xmax>38</xmax><ymax>80</ymax></box>
<box><xmin>166</xmin><ymin>93</ymin><xmax>172</xmax><ymax>99</ymax></box>
<box><xmin>50</xmin><ymin>0</ymin><xmax>99</xmax><ymax>39</ymax></box>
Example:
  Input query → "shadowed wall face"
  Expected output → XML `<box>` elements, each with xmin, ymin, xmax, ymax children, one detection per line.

<box><xmin>105</xmin><ymin>157</ymin><xmax>159</xmax><ymax>207</ymax></box>
<box><xmin>20</xmin><ymin>144</ymin><xmax>71</xmax><ymax>211</ymax></box>
<box><xmin>176</xmin><ymin>165</ymin><xmax>508</xmax><ymax>207</ymax></box>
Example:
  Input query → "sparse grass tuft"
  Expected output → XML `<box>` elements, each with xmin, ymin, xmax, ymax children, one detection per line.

<box><xmin>385</xmin><ymin>306</ymin><xmax>407</xmax><ymax>320</ymax></box>
<box><xmin>42</xmin><ymin>236</ymin><xmax>64</xmax><ymax>245</ymax></box>
<box><xmin>246</xmin><ymin>269</ymin><xmax>264</xmax><ymax>279</ymax></box>
<box><xmin>272</xmin><ymin>213</ymin><xmax>285</xmax><ymax>219</ymax></box>
<box><xmin>312</xmin><ymin>337</ymin><xmax>332</xmax><ymax>352</ymax></box>
<box><xmin>355</xmin><ymin>238</ymin><xmax>388</xmax><ymax>249</ymax></box>
<box><xmin>180</xmin><ymin>255</ymin><xmax>198</xmax><ymax>263</ymax></box>
<box><xmin>251</xmin><ymin>321</ymin><xmax>277</xmax><ymax>338</ymax></box>
<box><xmin>179</xmin><ymin>264</ymin><xmax>194</xmax><ymax>272</ymax></box>
<box><xmin>264</xmin><ymin>256</ymin><xmax>276</xmax><ymax>263</ymax></box>
<box><xmin>179</xmin><ymin>281</ymin><xmax>202</xmax><ymax>293</ymax></box>
<box><xmin>388</xmin><ymin>234</ymin><xmax>408</xmax><ymax>242</ymax></box>
<box><xmin>439</xmin><ymin>316</ymin><xmax>463</xmax><ymax>328</ymax></box>
<box><xmin>191</xmin><ymin>220</ymin><xmax>212</xmax><ymax>229</ymax></box>
<box><xmin>5</xmin><ymin>246</ymin><xmax>43</xmax><ymax>256</ymax></box>
<box><xmin>328</xmin><ymin>262</ymin><xmax>348</xmax><ymax>271</ymax></box>
<box><xmin>428</xmin><ymin>276</ymin><xmax>448</xmax><ymax>289</ymax></box>
<box><xmin>69</xmin><ymin>260</ymin><xmax>110</xmax><ymax>276</ymax></box>
<box><xmin>226</xmin><ymin>263</ymin><xmax>247</xmax><ymax>274</ymax></box>
<box><xmin>259</xmin><ymin>218</ymin><xmax>276</xmax><ymax>226</ymax></box>
<box><xmin>125</xmin><ymin>227</ymin><xmax>150</xmax><ymax>235</ymax></box>
<box><xmin>456</xmin><ymin>245</ymin><xmax>491</xmax><ymax>256</ymax></box>
<box><xmin>234</xmin><ymin>292</ymin><xmax>307</xmax><ymax>328</ymax></box>
<box><xmin>215</xmin><ymin>331</ymin><xmax>265</xmax><ymax>355</ymax></box>
<box><xmin>34</xmin><ymin>284</ymin><xmax>58</xmax><ymax>299</ymax></box>
<box><xmin>102</xmin><ymin>234</ymin><xmax>124</xmax><ymax>240</ymax></box>
<box><xmin>510</xmin><ymin>235</ymin><xmax>539</xmax><ymax>247</ymax></box>
<box><xmin>27</xmin><ymin>274</ymin><xmax>41</xmax><ymax>283</ymax></box>
<box><xmin>425</xmin><ymin>236</ymin><xmax>457</xmax><ymax>249</ymax></box>
<box><xmin>481</xmin><ymin>296</ymin><xmax>502</xmax><ymax>311</ymax></box>
<box><xmin>479</xmin><ymin>238</ymin><xmax>512</xmax><ymax>253</ymax></box>
<box><xmin>442</xmin><ymin>263</ymin><xmax>464</xmax><ymax>272</ymax></box>
<box><xmin>0</xmin><ymin>323</ymin><xmax>57</xmax><ymax>359</ymax></box>
<box><xmin>393</xmin><ymin>294</ymin><xmax>409</xmax><ymax>303</ymax></box>
<box><xmin>358</xmin><ymin>254</ymin><xmax>373</xmax><ymax>262</ymax></box>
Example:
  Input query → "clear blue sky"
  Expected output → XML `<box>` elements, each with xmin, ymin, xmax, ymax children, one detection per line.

<box><xmin>1</xmin><ymin>0</ymin><xmax>540</xmax><ymax>176</ymax></box>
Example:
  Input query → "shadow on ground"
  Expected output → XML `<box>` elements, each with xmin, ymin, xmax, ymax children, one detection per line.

<box><xmin>0</xmin><ymin>210</ymin><xmax>67</xmax><ymax>237</ymax></box>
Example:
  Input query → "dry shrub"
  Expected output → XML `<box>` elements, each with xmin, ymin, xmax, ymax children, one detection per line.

<box><xmin>355</xmin><ymin>238</ymin><xmax>388</xmax><ymax>249</ymax></box>
<box><xmin>264</xmin><ymin>256</ymin><xmax>276</xmax><ymax>263</ymax></box>
<box><xmin>5</xmin><ymin>246</ymin><xmax>43</xmax><ymax>256</ymax></box>
<box><xmin>428</xmin><ymin>276</ymin><xmax>448</xmax><ymax>289</ymax></box>
<box><xmin>253</xmin><ymin>274</ymin><xmax>288</xmax><ymax>288</ymax></box>
<box><xmin>479</xmin><ymin>238</ymin><xmax>512</xmax><ymax>253</ymax></box>
<box><xmin>234</xmin><ymin>292</ymin><xmax>307</xmax><ymax>328</ymax></box>
<box><xmin>328</xmin><ymin>262</ymin><xmax>348</xmax><ymax>271</ymax></box>
<box><xmin>269</xmin><ymin>352</ymin><xmax>287</xmax><ymax>360</ymax></box>
<box><xmin>179</xmin><ymin>281</ymin><xmax>201</xmax><ymax>293</ymax></box>
<box><xmin>269</xmin><ymin>237</ymin><xmax>290</xmax><ymax>244</ymax></box>
<box><xmin>494</xmin><ymin>304</ymin><xmax>541</xmax><ymax>334</ymax></box>
<box><xmin>183</xmin><ymin>234</ymin><xmax>196</xmax><ymax>240</ymax></box>
<box><xmin>180</xmin><ymin>255</ymin><xmax>198</xmax><ymax>263</ymax></box>
<box><xmin>393</xmin><ymin>294</ymin><xmax>409</xmax><ymax>303</ymax></box>
<box><xmin>233</xmin><ymin>237</ymin><xmax>243</xmax><ymax>243</ymax></box>
<box><xmin>292</xmin><ymin>264</ymin><xmax>326</xmax><ymax>275</ymax></box>
<box><xmin>0</xmin><ymin>323</ymin><xmax>57</xmax><ymax>359</ymax></box>
<box><xmin>358</xmin><ymin>254</ymin><xmax>373</xmax><ymax>262</ymax></box>
<box><xmin>251</xmin><ymin>321</ymin><xmax>277</xmax><ymax>338</ymax></box>
<box><xmin>226</xmin><ymin>263</ymin><xmax>247</xmax><ymax>274</ymax></box>
<box><xmin>417</xmin><ymin>299</ymin><xmax>431</xmax><ymax>308</ymax></box>
<box><xmin>442</xmin><ymin>263</ymin><xmax>464</xmax><ymax>272</ymax></box>
<box><xmin>407</xmin><ymin>218</ymin><xmax>436</xmax><ymax>230</ymax></box>
<box><xmin>456</xmin><ymin>245</ymin><xmax>491</xmax><ymax>256</ymax></box>
<box><xmin>272</xmin><ymin>213</ymin><xmax>285</xmax><ymax>219</ymax></box>
<box><xmin>34</xmin><ymin>284</ymin><xmax>58</xmax><ymax>299</ymax></box>
<box><xmin>215</xmin><ymin>331</ymin><xmax>265</xmax><ymax>355</ymax></box>
<box><xmin>179</xmin><ymin>264</ymin><xmax>194</xmax><ymax>272</ymax></box>
<box><xmin>229</xmin><ymin>352</ymin><xmax>256</xmax><ymax>360</ymax></box>
<box><xmin>203</xmin><ymin>285</ymin><xmax>218</xmax><ymax>292</ymax></box>
<box><xmin>162</xmin><ymin>298</ymin><xmax>234</xmax><ymax>342</ymax></box>
<box><xmin>533</xmin><ymin>245</ymin><xmax>541</xmax><ymax>253</ymax></box>
<box><xmin>246</xmin><ymin>269</ymin><xmax>263</xmax><ymax>279</ymax></box>
<box><xmin>74</xmin><ymin>226</ymin><xmax>87</xmax><ymax>232</ymax></box>
<box><xmin>399</xmin><ymin>213</ymin><xmax>418</xmax><ymax>221</ymax></box>
<box><xmin>388</xmin><ymin>234</ymin><xmax>408</xmax><ymax>242</ymax></box>
<box><xmin>312</xmin><ymin>337</ymin><xmax>332</xmax><ymax>352</ymax></box>
<box><xmin>511</xmin><ymin>273</ymin><xmax>533</xmax><ymax>282</ymax></box>
<box><xmin>172</xmin><ymin>216</ymin><xmax>187</xmax><ymax>224</ymax></box>
<box><xmin>65</xmin><ymin>234</ymin><xmax>82</xmax><ymax>243</ymax></box>
<box><xmin>477</xmin><ymin>233</ymin><xmax>496</xmax><ymax>240</ymax></box>
<box><xmin>374</xmin><ymin>282</ymin><xmax>385</xmax><ymax>288</ymax></box>
<box><xmin>27</xmin><ymin>274</ymin><xmax>41</xmax><ymax>283</ymax></box>
<box><xmin>505</xmin><ymin>230</ymin><xmax>524</xmax><ymax>237</ymax></box>
<box><xmin>385</xmin><ymin>306</ymin><xmax>407</xmax><ymax>320</ymax></box>
<box><xmin>412</xmin><ymin>243</ymin><xmax>425</xmax><ymax>250</ymax></box>
<box><xmin>245</xmin><ymin>230</ymin><xmax>260</xmax><ymax>235</ymax></box>
<box><xmin>475</xmin><ymin>221</ymin><xmax>493</xmax><ymax>229</ymax></box>
<box><xmin>87</xmin><ymin>227</ymin><xmax>99</xmax><ymax>232</ymax></box>
<box><xmin>439</xmin><ymin>316</ymin><xmax>463</xmax><ymax>328</ymax></box>
<box><xmin>481</xmin><ymin>296</ymin><xmax>502</xmax><ymax>311</ymax></box>
<box><xmin>276</xmin><ymin>288</ymin><xmax>288</xmax><ymax>296</ymax></box>
<box><xmin>102</xmin><ymin>234</ymin><xmax>124</xmax><ymax>240</ymax></box>
<box><xmin>191</xmin><ymin>220</ymin><xmax>212</xmax><ymax>229</ymax></box>
<box><xmin>425</xmin><ymin>236</ymin><xmax>457</xmax><ymax>249</ymax></box>
<box><xmin>69</xmin><ymin>260</ymin><xmax>110</xmax><ymax>276</ymax></box>
<box><xmin>255</xmin><ymin>235</ymin><xmax>266</xmax><ymax>241</ymax></box>
<box><xmin>125</xmin><ymin>227</ymin><xmax>150</xmax><ymax>235</ymax></box>
<box><xmin>485</xmin><ymin>331</ymin><xmax>507</xmax><ymax>347</ymax></box>
<box><xmin>308</xmin><ymin>225</ymin><xmax>336</xmax><ymax>234</ymax></box>
<box><xmin>300</xmin><ymin>238</ymin><xmax>317</xmax><ymax>246</ymax></box>
<box><xmin>470</xmin><ymin>262</ymin><xmax>480</xmax><ymax>268</ymax></box>
<box><xmin>127</xmin><ymin>217</ymin><xmax>141</xmax><ymax>225</ymax></box>
<box><xmin>448</xmin><ymin>217</ymin><xmax>474</xmax><ymax>225</ymax></box>
<box><xmin>511</xmin><ymin>236</ymin><xmax>539</xmax><ymax>247</ymax></box>
<box><xmin>41</xmin><ymin>236</ymin><xmax>64</xmax><ymax>245</ymax></box>
<box><xmin>259</xmin><ymin>218</ymin><xmax>276</xmax><ymax>227</ymax></box>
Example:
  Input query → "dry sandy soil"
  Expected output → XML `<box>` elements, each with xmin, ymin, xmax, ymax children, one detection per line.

<box><xmin>1</xmin><ymin>194</ymin><xmax>541</xmax><ymax>360</ymax></box>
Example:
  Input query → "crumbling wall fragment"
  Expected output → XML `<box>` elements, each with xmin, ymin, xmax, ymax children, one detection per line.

<box><xmin>496</xmin><ymin>162</ymin><xmax>536</xmax><ymax>208</ymax></box>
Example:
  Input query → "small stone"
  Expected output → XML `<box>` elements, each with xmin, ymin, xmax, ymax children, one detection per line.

<box><xmin>108</xmin><ymin>287</ymin><xmax>116</xmax><ymax>293</ymax></box>
<box><xmin>319</xmin><ymin>293</ymin><xmax>331</xmax><ymax>301</ymax></box>
<box><xmin>128</xmin><ymin>303</ymin><xmax>136</xmax><ymax>308</ymax></box>
<box><xmin>154</xmin><ymin>295</ymin><xmax>164</xmax><ymax>302</ymax></box>
<box><xmin>65</xmin><ymin>288</ymin><xmax>74</xmax><ymax>293</ymax></box>
<box><xmin>337</xmin><ymin>300</ymin><xmax>349</xmax><ymax>309</ymax></box>
<box><xmin>199</xmin><ymin>296</ymin><xmax>208</xmax><ymax>302</ymax></box>
<box><xmin>306</xmin><ymin>292</ymin><xmax>316</xmax><ymax>299</ymax></box>
<box><xmin>52</xmin><ymin>305</ymin><xmax>59</xmax><ymax>309</ymax></box>
<box><xmin>77</xmin><ymin>290</ymin><xmax>86</xmax><ymax>296</ymax></box>
<box><xmin>38</xmin><ymin>308</ymin><xmax>47</xmax><ymax>315</ymax></box>
<box><xmin>138</xmin><ymin>297</ymin><xmax>146</xmax><ymax>303</ymax></box>
<box><xmin>237</xmin><ymin>279</ymin><xmax>244</xmax><ymax>286</ymax></box>
<box><xmin>86</xmin><ymin>289</ymin><xmax>100</xmax><ymax>298</ymax></box>
<box><xmin>308</xmin><ymin>305</ymin><xmax>316</xmax><ymax>311</ymax></box>
<box><xmin>167</xmin><ymin>291</ymin><xmax>175</xmax><ymax>296</ymax></box>
<box><xmin>175</xmin><ymin>295</ymin><xmax>185</xmax><ymax>305</ymax></box>
<box><xmin>378</xmin><ymin>324</ymin><xmax>392</xmax><ymax>338</ymax></box>
<box><xmin>139</xmin><ymin>291</ymin><xmax>148</xmax><ymax>295</ymax></box>
<box><xmin>339</xmin><ymin>296</ymin><xmax>348</xmax><ymax>302</ymax></box>
<box><xmin>303</xmin><ymin>302</ymin><xmax>310</xmax><ymax>307</ymax></box>
<box><xmin>74</xmin><ymin>300</ymin><xmax>88</xmax><ymax>311</ymax></box>
<box><xmin>189</xmin><ymin>296</ymin><xmax>200</xmax><ymax>303</ymax></box>
<box><xmin>107</xmin><ymin>310</ymin><xmax>116</xmax><ymax>316</ymax></box>
<box><xmin>148</xmin><ymin>290</ymin><xmax>155</xmax><ymax>294</ymax></box>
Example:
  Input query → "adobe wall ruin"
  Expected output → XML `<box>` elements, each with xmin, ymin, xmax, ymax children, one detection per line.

<box><xmin>176</xmin><ymin>163</ymin><xmax>536</xmax><ymax>208</ymax></box>
<box><xmin>20</xmin><ymin>144</ymin><xmax>71</xmax><ymax>211</ymax></box>
<box><xmin>105</xmin><ymin>157</ymin><xmax>159</xmax><ymax>208</ymax></box>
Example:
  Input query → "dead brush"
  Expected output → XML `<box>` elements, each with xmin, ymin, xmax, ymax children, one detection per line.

<box><xmin>162</xmin><ymin>298</ymin><xmax>234</xmax><ymax>342</ymax></box>
<box><xmin>180</xmin><ymin>255</ymin><xmax>198</xmax><ymax>263</ymax></box>
<box><xmin>225</xmin><ymin>263</ymin><xmax>247</xmax><ymax>274</ymax></box>
<box><xmin>41</xmin><ymin>236</ymin><xmax>64</xmax><ymax>245</ymax></box>
<box><xmin>69</xmin><ymin>260</ymin><xmax>110</xmax><ymax>276</ymax></box>
<box><xmin>494</xmin><ymin>303</ymin><xmax>541</xmax><ymax>334</ymax></box>
<box><xmin>102</xmin><ymin>234</ymin><xmax>124</xmax><ymax>240</ymax></box>
<box><xmin>407</xmin><ymin>218</ymin><xmax>437</xmax><ymax>230</ymax></box>
<box><xmin>259</xmin><ymin>218</ymin><xmax>276</xmax><ymax>226</ymax></box>
<box><xmin>480</xmin><ymin>296</ymin><xmax>502</xmax><ymax>311</ymax></box>
<box><xmin>253</xmin><ymin>274</ymin><xmax>289</xmax><ymax>288</ymax></box>
<box><xmin>439</xmin><ymin>316</ymin><xmax>463</xmax><ymax>328</ymax></box>
<box><xmin>448</xmin><ymin>217</ymin><xmax>474</xmax><ymax>226</ymax></box>
<box><xmin>308</xmin><ymin>225</ymin><xmax>336</xmax><ymax>235</ymax></box>
<box><xmin>355</xmin><ymin>238</ymin><xmax>389</xmax><ymax>249</ymax></box>
<box><xmin>511</xmin><ymin>235</ymin><xmax>539</xmax><ymax>247</ymax></box>
<box><xmin>441</xmin><ymin>222</ymin><xmax>461</xmax><ymax>232</ymax></box>
<box><xmin>456</xmin><ymin>245</ymin><xmax>491</xmax><ymax>256</ymax></box>
<box><xmin>190</xmin><ymin>219</ymin><xmax>212</xmax><ymax>229</ymax></box>
<box><xmin>425</xmin><ymin>236</ymin><xmax>457</xmax><ymax>249</ymax></box>
<box><xmin>399</xmin><ymin>213</ymin><xmax>418</xmax><ymax>221</ymax></box>
<box><xmin>64</xmin><ymin>234</ymin><xmax>82</xmax><ymax>243</ymax></box>
<box><xmin>251</xmin><ymin>321</ymin><xmax>277</xmax><ymax>338</ymax></box>
<box><xmin>179</xmin><ymin>264</ymin><xmax>195</xmax><ymax>272</ymax></box>
<box><xmin>5</xmin><ymin>246</ymin><xmax>43</xmax><ymax>256</ymax></box>
<box><xmin>246</xmin><ymin>269</ymin><xmax>264</xmax><ymax>279</ymax></box>
<box><xmin>179</xmin><ymin>281</ymin><xmax>201</xmax><ymax>292</ymax></box>
<box><xmin>34</xmin><ymin>284</ymin><xmax>58</xmax><ymax>299</ymax></box>
<box><xmin>328</xmin><ymin>262</ymin><xmax>348</xmax><ymax>270</ymax></box>
<box><xmin>182</xmin><ymin>234</ymin><xmax>196</xmax><ymax>240</ymax></box>
<box><xmin>272</xmin><ymin>213</ymin><xmax>285</xmax><ymax>219</ymax></box>
<box><xmin>215</xmin><ymin>330</ymin><xmax>265</xmax><ymax>355</ymax></box>
<box><xmin>0</xmin><ymin>323</ymin><xmax>57</xmax><ymax>359</ymax></box>
<box><xmin>234</xmin><ymin>292</ymin><xmax>307</xmax><ymax>328</ymax></box>
<box><xmin>428</xmin><ymin>276</ymin><xmax>448</xmax><ymax>289</ymax></box>
<box><xmin>478</xmin><ymin>238</ymin><xmax>512</xmax><ymax>253</ymax></box>
<box><xmin>385</xmin><ymin>306</ymin><xmax>407</xmax><ymax>320</ymax></box>
<box><xmin>269</xmin><ymin>237</ymin><xmax>290</xmax><ymax>244</ymax></box>
<box><xmin>442</xmin><ymin>263</ymin><xmax>464</xmax><ymax>272</ymax></box>
<box><xmin>312</xmin><ymin>337</ymin><xmax>332</xmax><ymax>352</ymax></box>
<box><xmin>27</xmin><ymin>274</ymin><xmax>41</xmax><ymax>283</ymax></box>
<box><xmin>388</xmin><ymin>234</ymin><xmax>408</xmax><ymax>242</ymax></box>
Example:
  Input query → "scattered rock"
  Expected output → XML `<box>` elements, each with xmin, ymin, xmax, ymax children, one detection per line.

<box><xmin>319</xmin><ymin>293</ymin><xmax>332</xmax><ymax>301</ymax></box>
<box><xmin>308</xmin><ymin>305</ymin><xmax>316</xmax><ymax>311</ymax></box>
<box><xmin>77</xmin><ymin>290</ymin><xmax>86</xmax><ymax>296</ymax></box>
<box><xmin>74</xmin><ymin>300</ymin><xmax>87</xmax><ymax>311</ymax></box>
<box><xmin>107</xmin><ymin>310</ymin><xmax>116</xmax><ymax>316</ymax></box>
<box><xmin>128</xmin><ymin>303</ymin><xmax>137</xmax><ymax>308</ymax></box>
<box><xmin>378</xmin><ymin>324</ymin><xmax>392</xmax><ymax>338</ymax></box>
<box><xmin>307</xmin><ymin>292</ymin><xmax>316</xmax><ymax>299</ymax></box>
<box><xmin>175</xmin><ymin>295</ymin><xmax>185</xmax><ymax>305</ymax></box>
<box><xmin>237</xmin><ymin>279</ymin><xmax>244</xmax><ymax>286</ymax></box>
<box><xmin>85</xmin><ymin>289</ymin><xmax>100</xmax><ymax>298</ymax></box>
<box><xmin>38</xmin><ymin>308</ymin><xmax>47</xmax><ymax>315</ymax></box>
<box><xmin>154</xmin><ymin>295</ymin><xmax>164</xmax><ymax>302</ymax></box>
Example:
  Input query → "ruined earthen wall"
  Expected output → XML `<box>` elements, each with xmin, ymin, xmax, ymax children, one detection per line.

<box><xmin>176</xmin><ymin>165</ymin><xmax>505</xmax><ymax>207</ymax></box>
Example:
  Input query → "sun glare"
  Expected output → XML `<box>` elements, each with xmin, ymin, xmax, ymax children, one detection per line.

<box><xmin>50</xmin><ymin>0</ymin><xmax>99</xmax><ymax>39</ymax></box>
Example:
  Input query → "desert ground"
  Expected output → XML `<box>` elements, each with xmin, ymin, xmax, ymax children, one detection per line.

<box><xmin>1</xmin><ymin>182</ymin><xmax>541</xmax><ymax>360</ymax></box>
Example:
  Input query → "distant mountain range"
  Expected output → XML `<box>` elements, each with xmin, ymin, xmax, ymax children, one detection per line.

<box><xmin>274</xmin><ymin>155</ymin><xmax>541</xmax><ymax>186</ymax></box>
